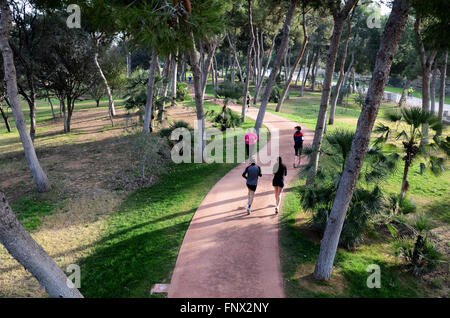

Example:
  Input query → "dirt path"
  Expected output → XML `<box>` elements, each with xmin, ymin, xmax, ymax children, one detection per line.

<box><xmin>168</xmin><ymin>102</ymin><xmax>314</xmax><ymax>298</ymax></box>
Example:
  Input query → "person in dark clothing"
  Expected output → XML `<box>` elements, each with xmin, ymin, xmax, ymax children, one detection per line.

<box><xmin>272</xmin><ymin>157</ymin><xmax>287</xmax><ymax>214</ymax></box>
<box><xmin>293</xmin><ymin>126</ymin><xmax>304</xmax><ymax>168</ymax></box>
<box><xmin>242</xmin><ymin>159</ymin><xmax>262</xmax><ymax>214</ymax></box>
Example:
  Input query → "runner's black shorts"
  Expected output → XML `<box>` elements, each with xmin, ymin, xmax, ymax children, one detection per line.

<box><xmin>247</xmin><ymin>183</ymin><xmax>257</xmax><ymax>192</ymax></box>
<box><xmin>294</xmin><ymin>144</ymin><xmax>303</xmax><ymax>156</ymax></box>
<box><xmin>272</xmin><ymin>178</ymin><xmax>284</xmax><ymax>188</ymax></box>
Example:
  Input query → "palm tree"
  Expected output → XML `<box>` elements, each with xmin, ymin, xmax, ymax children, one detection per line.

<box><xmin>374</xmin><ymin>107</ymin><xmax>446</xmax><ymax>199</ymax></box>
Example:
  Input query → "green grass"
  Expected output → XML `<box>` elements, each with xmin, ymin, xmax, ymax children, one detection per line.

<box><xmin>10</xmin><ymin>193</ymin><xmax>63</xmax><ymax>231</ymax></box>
<box><xmin>79</xmin><ymin>97</ymin><xmax>266</xmax><ymax>297</ymax></box>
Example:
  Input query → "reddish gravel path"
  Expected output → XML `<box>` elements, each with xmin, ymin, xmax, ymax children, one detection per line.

<box><xmin>168</xmin><ymin>102</ymin><xmax>314</xmax><ymax>298</ymax></box>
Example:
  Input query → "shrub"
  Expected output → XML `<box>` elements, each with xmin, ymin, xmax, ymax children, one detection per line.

<box><xmin>303</xmin><ymin>184</ymin><xmax>383</xmax><ymax>248</ymax></box>
<box><xmin>176</xmin><ymin>82</ymin><xmax>189</xmax><ymax>102</ymax></box>
<box><xmin>159</xmin><ymin>120</ymin><xmax>190</xmax><ymax>139</ymax></box>
<box><xmin>269</xmin><ymin>86</ymin><xmax>282</xmax><ymax>103</ymax></box>
<box><xmin>206</xmin><ymin>106</ymin><xmax>241</xmax><ymax>131</ymax></box>
<box><xmin>399</xmin><ymin>197</ymin><xmax>417</xmax><ymax>214</ymax></box>
<box><xmin>126</xmin><ymin>130</ymin><xmax>170</xmax><ymax>179</ymax></box>
<box><xmin>395</xmin><ymin>235</ymin><xmax>442</xmax><ymax>276</ymax></box>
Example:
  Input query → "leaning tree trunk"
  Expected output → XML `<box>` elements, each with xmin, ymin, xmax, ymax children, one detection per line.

<box><xmin>329</xmin><ymin>11</ymin><xmax>354</xmax><ymax>125</ymax></box>
<box><xmin>430</xmin><ymin>61</ymin><xmax>438</xmax><ymax>114</ymax></box>
<box><xmin>0</xmin><ymin>102</ymin><xmax>11</xmax><ymax>132</ymax></box>
<box><xmin>242</xmin><ymin>0</ymin><xmax>255</xmax><ymax>122</ymax></box>
<box><xmin>0</xmin><ymin>0</ymin><xmax>51</xmax><ymax>193</ymax></box>
<box><xmin>93</xmin><ymin>34</ymin><xmax>116</xmax><ymax>123</ymax></box>
<box><xmin>415</xmin><ymin>15</ymin><xmax>437</xmax><ymax>146</ymax></box>
<box><xmin>46</xmin><ymin>90</ymin><xmax>56</xmax><ymax>119</ymax></box>
<box><xmin>0</xmin><ymin>192</ymin><xmax>83</xmax><ymax>298</ymax></box>
<box><xmin>438</xmin><ymin>50</ymin><xmax>448</xmax><ymax>135</ymax></box>
<box><xmin>276</xmin><ymin>11</ymin><xmax>308</xmax><ymax>112</ymax></box>
<box><xmin>337</xmin><ymin>52</ymin><xmax>354</xmax><ymax>105</ymax></box>
<box><xmin>306</xmin><ymin>0</ymin><xmax>359</xmax><ymax>187</ymax></box>
<box><xmin>398</xmin><ymin>78</ymin><xmax>411</xmax><ymax>108</ymax></box>
<box><xmin>313</xmin><ymin>0</ymin><xmax>409</xmax><ymax>281</ymax></box>
<box><xmin>143</xmin><ymin>49</ymin><xmax>157</xmax><ymax>133</ymax></box>
<box><xmin>254</xmin><ymin>0</ymin><xmax>297</xmax><ymax>134</ymax></box>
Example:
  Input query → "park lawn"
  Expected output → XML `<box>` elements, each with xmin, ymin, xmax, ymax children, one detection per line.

<box><xmin>384</xmin><ymin>85</ymin><xmax>450</xmax><ymax>105</ymax></box>
<box><xmin>78</xmin><ymin>96</ymin><xmax>268</xmax><ymax>298</ymax></box>
<box><xmin>0</xmin><ymin>96</ymin><xmax>125</xmax><ymax>155</ymax></box>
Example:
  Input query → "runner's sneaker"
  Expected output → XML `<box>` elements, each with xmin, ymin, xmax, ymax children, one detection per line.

<box><xmin>247</xmin><ymin>205</ymin><xmax>251</xmax><ymax>214</ymax></box>
<box><xmin>275</xmin><ymin>206</ymin><xmax>279</xmax><ymax>214</ymax></box>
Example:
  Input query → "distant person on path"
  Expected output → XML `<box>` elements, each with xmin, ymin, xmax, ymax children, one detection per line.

<box><xmin>242</xmin><ymin>158</ymin><xmax>262</xmax><ymax>214</ymax></box>
<box><xmin>246</xmin><ymin>91</ymin><xmax>251</xmax><ymax>111</ymax></box>
<box><xmin>244</xmin><ymin>128</ymin><xmax>258</xmax><ymax>158</ymax></box>
<box><xmin>293</xmin><ymin>126</ymin><xmax>304</xmax><ymax>168</ymax></box>
<box><xmin>272</xmin><ymin>157</ymin><xmax>287</xmax><ymax>214</ymax></box>
<box><xmin>188</xmin><ymin>75</ymin><xmax>192</xmax><ymax>84</ymax></box>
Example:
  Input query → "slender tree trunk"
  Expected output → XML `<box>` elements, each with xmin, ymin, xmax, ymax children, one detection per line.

<box><xmin>143</xmin><ymin>49</ymin><xmax>157</xmax><ymax>133</ymax></box>
<box><xmin>65</xmin><ymin>98</ymin><xmax>73</xmax><ymax>133</ymax></box>
<box><xmin>313</xmin><ymin>0</ymin><xmax>409</xmax><ymax>281</ymax></box>
<box><xmin>337</xmin><ymin>52</ymin><xmax>354</xmax><ymax>106</ymax></box>
<box><xmin>253</xmin><ymin>33</ymin><xmax>277</xmax><ymax>105</ymax></box>
<box><xmin>310</xmin><ymin>49</ymin><xmax>320</xmax><ymax>91</ymax></box>
<box><xmin>414</xmin><ymin>15</ymin><xmax>437</xmax><ymax>146</ymax></box>
<box><xmin>201</xmin><ymin>38</ymin><xmax>221</xmax><ymax>99</ymax></box>
<box><xmin>126</xmin><ymin>41</ymin><xmax>132</xmax><ymax>78</ymax></box>
<box><xmin>46</xmin><ymin>90</ymin><xmax>56</xmax><ymax>119</ymax></box>
<box><xmin>0</xmin><ymin>1</ymin><xmax>51</xmax><ymax>193</ymax></box>
<box><xmin>329</xmin><ymin>11</ymin><xmax>354</xmax><ymax>125</ymax></box>
<box><xmin>0</xmin><ymin>103</ymin><xmax>11</xmax><ymax>132</ymax></box>
<box><xmin>295</xmin><ymin>51</ymin><xmax>307</xmax><ymax>86</ymax></box>
<box><xmin>254</xmin><ymin>0</ymin><xmax>297</xmax><ymax>134</ymax></box>
<box><xmin>276</xmin><ymin>11</ymin><xmax>308</xmax><ymax>112</ymax></box>
<box><xmin>398</xmin><ymin>78</ymin><xmax>411</xmax><ymax>108</ymax></box>
<box><xmin>93</xmin><ymin>34</ymin><xmax>116</xmax><ymax>121</ymax></box>
<box><xmin>0</xmin><ymin>192</ymin><xmax>83</xmax><ymax>298</ymax></box>
<box><xmin>430</xmin><ymin>61</ymin><xmax>438</xmax><ymax>114</ymax></box>
<box><xmin>189</xmin><ymin>33</ymin><xmax>206</xmax><ymax>161</ymax></box>
<box><xmin>214</xmin><ymin>55</ymin><xmax>219</xmax><ymax>91</ymax></box>
<box><xmin>301</xmin><ymin>49</ymin><xmax>314</xmax><ymax>96</ymax></box>
<box><xmin>438</xmin><ymin>50</ymin><xmax>448</xmax><ymax>134</ymax></box>
<box><xmin>242</xmin><ymin>0</ymin><xmax>255</xmax><ymax>122</ymax></box>
<box><xmin>306</xmin><ymin>0</ymin><xmax>359</xmax><ymax>187</ymax></box>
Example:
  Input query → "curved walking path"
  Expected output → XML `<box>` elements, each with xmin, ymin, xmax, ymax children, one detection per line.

<box><xmin>168</xmin><ymin>103</ymin><xmax>313</xmax><ymax>298</ymax></box>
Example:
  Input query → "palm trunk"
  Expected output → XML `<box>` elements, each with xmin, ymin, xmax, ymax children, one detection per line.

<box><xmin>313</xmin><ymin>0</ymin><xmax>409</xmax><ymax>281</ymax></box>
<box><xmin>276</xmin><ymin>12</ymin><xmax>308</xmax><ymax>113</ymax></box>
<box><xmin>143</xmin><ymin>49</ymin><xmax>157</xmax><ymax>133</ymax></box>
<box><xmin>306</xmin><ymin>0</ymin><xmax>359</xmax><ymax>187</ymax></box>
<box><xmin>0</xmin><ymin>192</ymin><xmax>83</xmax><ymax>298</ymax></box>
<box><xmin>398</xmin><ymin>78</ymin><xmax>411</xmax><ymax>108</ymax></box>
<box><xmin>254</xmin><ymin>0</ymin><xmax>297</xmax><ymax>134</ymax></box>
<box><xmin>0</xmin><ymin>0</ymin><xmax>51</xmax><ymax>193</ymax></box>
<box><xmin>400</xmin><ymin>161</ymin><xmax>410</xmax><ymax>200</ymax></box>
<box><xmin>93</xmin><ymin>34</ymin><xmax>116</xmax><ymax>121</ymax></box>
<box><xmin>242</xmin><ymin>0</ymin><xmax>255</xmax><ymax>122</ymax></box>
